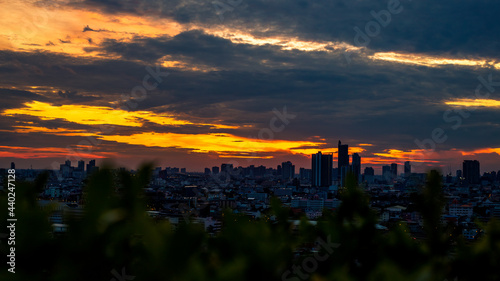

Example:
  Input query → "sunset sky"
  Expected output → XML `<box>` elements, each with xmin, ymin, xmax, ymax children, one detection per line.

<box><xmin>1</xmin><ymin>0</ymin><xmax>500</xmax><ymax>173</ymax></box>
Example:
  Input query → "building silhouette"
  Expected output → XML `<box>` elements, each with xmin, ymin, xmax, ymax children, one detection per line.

<box><xmin>382</xmin><ymin>165</ymin><xmax>391</xmax><ymax>180</ymax></box>
<box><xmin>78</xmin><ymin>160</ymin><xmax>85</xmax><ymax>172</ymax></box>
<box><xmin>281</xmin><ymin>161</ymin><xmax>295</xmax><ymax>181</ymax></box>
<box><xmin>352</xmin><ymin>153</ymin><xmax>361</xmax><ymax>181</ymax></box>
<box><xmin>86</xmin><ymin>159</ymin><xmax>96</xmax><ymax>174</ymax></box>
<box><xmin>364</xmin><ymin>167</ymin><xmax>374</xmax><ymax>176</ymax></box>
<box><xmin>338</xmin><ymin>140</ymin><xmax>349</xmax><ymax>186</ymax></box>
<box><xmin>463</xmin><ymin>160</ymin><xmax>480</xmax><ymax>184</ymax></box>
<box><xmin>212</xmin><ymin>166</ymin><xmax>219</xmax><ymax>174</ymax></box>
<box><xmin>312</xmin><ymin>151</ymin><xmax>332</xmax><ymax>187</ymax></box>
<box><xmin>404</xmin><ymin>161</ymin><xmax>411</xmax><ymax>177</ymax></box>
<box><xmin>391</xmin><ymin>163</ymin><xmax>398</xmax><ymax>179</ymax></box>
<box><xmin>221</xmin><ymin>163</ymin><xmax>233</xmax><ymax>174</ymax></box>
<box><xmin>299</xmin><ymin>168</ymin><xmax>312</xmax><ymax>181</ymax></box>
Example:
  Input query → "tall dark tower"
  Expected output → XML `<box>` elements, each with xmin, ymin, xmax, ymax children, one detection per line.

<box><xmin>78</xmin><ymin>160</ymin><xmax>85</xmax><ymax>172</ymax></box>
<box><xmin>338</xmin><ymin>140</ymin><xmax>349</xmax><ymax>186</ymax></box>
<box><xmin>281</xmin><ymin>161</ymin><xmax>295</xmax><ymax>181</ymax></box>
<box><xmin>312</xmin><ymin>151</ymin><xmax>333</xmax><ymax>187</ymax></box>
<box><xmin>463</xmin><ymin>160</ymin><xmax>480</xmax><ymax>184</ymax></box>
<box><xmin>352</xmin><ymin>153</ymin><xmax>361</xmax><ymax>181</ymax></box>
<box><xmin>404</xmin><ymin>161</ymin><xmax>411</xmax><ymax>177</ymax></box>
<box><xmin>338</xmin><ymin>140</ymin><xmax>349</xmax><ymax>168</ymax></box>
<box><xmin>86</xmin><ymin>159</ymin><xmax>96</xmax><ymax>173</ymax></box>
<box><xmin>391</xmin><ymin>163</ymin><xmax>398</xmax><ymax>179</ymax></box>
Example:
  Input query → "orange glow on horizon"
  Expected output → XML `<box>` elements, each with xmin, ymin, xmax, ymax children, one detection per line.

<box><xmin>0</xmin><ymin>145</ymin><xmax>113</xmax><ymax>159</ymax></box>
<box><xmin>374</xmin><ymin>149</ymin><xmax>440</xmax><ymax>163</ymax></box>
<box><xmin>461</xmin><ymin>148</ymin><xmax>500</xmax><ymax>156</ymax></box>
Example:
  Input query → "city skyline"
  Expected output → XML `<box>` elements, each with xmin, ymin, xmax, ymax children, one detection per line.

<box><xmin>6</xmin><ymin>154</ymin><xmax>496</xmax><ymax>178</ymax></box>
<box><xmin>1</xmin><ymin>1</ymin><xmax>500</xmax><ymax>173</ymax></box>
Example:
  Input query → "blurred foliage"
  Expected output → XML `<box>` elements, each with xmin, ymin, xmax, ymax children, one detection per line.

<box><xmin>1</xmin><ymin>166</ymin><xmax>499</xmax><ymax>280</ymax></box>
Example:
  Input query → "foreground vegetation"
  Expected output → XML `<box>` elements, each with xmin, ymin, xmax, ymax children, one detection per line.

<box><xmin>1</xmin><ymin>165</ymin><xmax>499</xmax><ymax>281</ymax></box>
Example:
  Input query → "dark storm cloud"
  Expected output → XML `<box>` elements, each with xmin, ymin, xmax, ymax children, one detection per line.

<box><xmin>85</xmin><ymin>29</ymin><xmax>294</xmax><ymax>68</ymax></box>
<box><xmin>0</xmin><ymin>88</ymin><xmax>49</xmax><ymax>110</ymax></box>
<box><xmin>0</xmin><ymin>50</ymin><xmax>158</xmax><ymax>97</ymax></box>
<box><xmin>73</xmin><ymin>0</ymin><xmax>500</xmax><ymax>59</ymax></box>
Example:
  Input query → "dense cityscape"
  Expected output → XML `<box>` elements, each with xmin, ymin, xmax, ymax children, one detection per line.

<box><xmin>3</xmin><ymin>140</ymin><xmax>499</xmax><ymax>241</ymax></box>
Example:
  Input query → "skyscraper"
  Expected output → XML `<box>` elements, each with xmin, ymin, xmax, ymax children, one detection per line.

<box><xmin>312</xmin><ymin>151</ymin><xmax>333</xmax><ymax>187</ymax></box>
<box><xmin>281</xmin><ymin>161</ymin><xmax>295</xmax><ymax>181</ymax></box>
<box><xmin>78</xmin><ymin>160</ymin><xmax>85</xmax><ymax>172</ymax></box>
<box><xmin>363</xmin><ymin>166</ymin><xmax>375</xmax><ymax>184</ymax></box>
<box><xmin>382</xmin><ymin>165</ymin><xmax>391</xmax><ymax>180</ymax></box>
<box><xmin>221</xmin><ymin>163</ymin><xmax>234</xmax><ymax>174</ymax></box>
<box><xmin>86</xmin><ymin>159</ymin><xmax>96</xmax><ymax>174</ymax></box>
<box><xmin>299</xmin><ymin>168</ymin><xmax>312</xmax><ymax>181</ymax></box>
<box><xmin>338</xmin><ymin>140</ymin><xmax>349</xmax><ymax>186</ymax></box>
<box><xmin>352</xmin><ymin>153</ymin><xmax>361</xmax><ymax>181</ymax></box>
<box><xmin>212</xmin><ymin>166</ymin><xmax>219</xmax><ymax>174</ymax></box>
<box><xmin>391</xmin><ymin>163</ymin><xmax>398</xmax><ymax>179</ymax></box>
<box><xmin>338</xmin><ymin>140</ymin><xmax>349</xmax><ymax>169</ymax></box>
<box><xmin>463</xmin><ymin>160</ymin><xmax>480</xmax><ymax>184</ymax></box>
<box><xmin>404</xmin><ymin>161</ymin><xmax>411</xmax><ymax>177</ymax></box>
<box><xmin>364</xmin><ymin>167</ymin><xmax>374</xmax><ymax>176</ymax></box>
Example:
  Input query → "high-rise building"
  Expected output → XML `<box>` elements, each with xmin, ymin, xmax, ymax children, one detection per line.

<box><xmin>212</xmin><ymin>166</ymin><xmax>219</xmax><ymax>174</ymax></box>
<box><xmin>281</xmin><ymin>161</ymin><xmax>295</xmax><ymax>181</ymax></box>
<box><xmin>299</xmin><ymin>168</ymin><xmax>312</xmax><ymax>181</ymax></box>
<box><xmin>338</xmin><ymin>140</ymin><xmax>349</xmax><ymax>186</ymax></box>
<box><xmin>86</xmin><ymin>159</ymin><xmax>96</xmax><ymax>174</ymax></box>
<box><xmin>382</xmin><ymin>165</ymin><xmax>391</xmax><ymax>180</ymax></box>
<box><xmin>78</xmin><ymin>160</ymin><xmax>85</xmax><ymax>172</ymax></box>
<box><xmin>10</xmin><ymin>162</ymin><xmax>15</xmax><ymax>170</ymax></box>
<box><xmin>221</xmin><ymin>163</ymin><xmax>234</xmax><ymax>174</ymax></box>
<box><xmin>363</xmin><ymin>166</ymin><xmax>375</xmax><ymax>184</ymax></box>
<box><xmin>312</xmin><ymin>151</ymin><xmax>333</xmax><ymax>187</ymax></box>
<box><xmin>391</xmin><ymin>163</ymin><xmax>398</xmax><ymax>179</ymax></box>
<box><xmin>364</xmin><ymin>167</ymin><xmax>374</xmax><ymax>176</ymax></box>
<box><xmin>204</xmin><ymin>168</ymin><xmax>211</xmax><ymax>175</ymax></box>
<box><xmin>463</xmin><ymin>160</ymin><xmax>480</xmax><ymax>184</ymax></box>
<box><xmin>404</xmin><ymin>161</ymin><xmax>411</xmax><ymax>177</ymax></box>
<box><xmin>338</xmin><ymin>140</ymin><xmax>349</xmax><ymax>169</ymax></box>
<box><xmin>60</xmin><ymin>160</ymin><xmax>73</xmax><ymax>178</ymax></box>
<box><xmin>352</xmin><ymin>153</ymin><xmax>361</xmax><ymax>181</ymax></box>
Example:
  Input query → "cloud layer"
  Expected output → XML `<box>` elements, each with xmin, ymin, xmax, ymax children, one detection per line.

<box><xmin>1</xmin><ymin>0</ymin><xmax>500</xmax><ymax>173</ymax></box>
